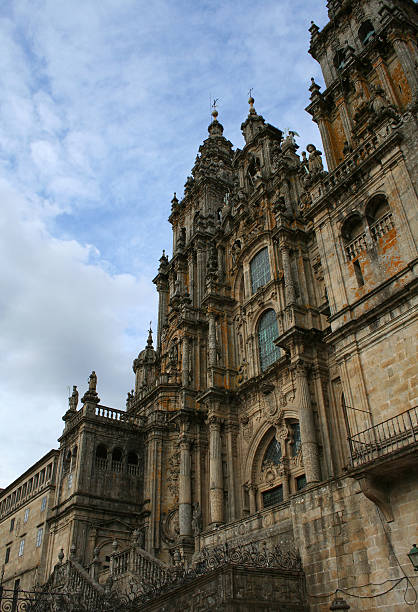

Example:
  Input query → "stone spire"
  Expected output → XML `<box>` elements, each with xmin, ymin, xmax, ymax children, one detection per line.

<box><xmin>208</xmin><ymin>106</ymin><xmax>224</xmax><ymax>138</ymax></box>
<box><xmin>241</xmin><ymin>93</ymin><xmax>266</xmax><ymax>144</ymax></box>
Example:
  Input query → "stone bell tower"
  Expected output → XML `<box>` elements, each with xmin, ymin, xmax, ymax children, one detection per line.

<box><xmin>302</xmin><ymin>0</ymin><xmax>418</xmax><ymax>509</ymax></box>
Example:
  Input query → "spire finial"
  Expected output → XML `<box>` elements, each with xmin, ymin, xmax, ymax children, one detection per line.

<box><xmin>147</xmin><ymin>324</ymin><xmax>153</xmax><ymax>347</ymax></box>
<box><xmin>211</xmin><ymin>97</ymin><xmax>220</xmax><ymax>122</ymax></box>
<box><xmin>248</xmin><ymin>88</ymin><xmax>256</xmax><ymax>114</ymax></box>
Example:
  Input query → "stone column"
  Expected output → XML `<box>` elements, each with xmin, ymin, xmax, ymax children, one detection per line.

<box><xmin>294</xmin><ymin>362</ymin><xmax>321</xmax><ymax>483</ymax></box>
<box><xmin>392</xmin><ymin>35</ymin><xmax>418</xmax><ymax>98</ymax></box>
<box><xmin>335</xmin><ymin>97</ymin><xmax>352</xmax><ymax>146</ymax></box>
<box><xmin>371</xmin><ymin>55</ymin><xmax>399</xmax><ymax>106</ymax></box>
<box><xmin>178</xmin><ymin>433</ymin><xmax>192</xmax><ymax>539</ymax></box>
<box><xmin>281</xmin><ymin>459</ymin><xmax>290</xmax><ymax>500</ymax></box>
<box><xmin>156</xmin><ymin>280</ymin><xmax>169</xmax><ymax>351</ymax></box>
<box><xmin>196</xmin><ymin>242</ymin><xmax>206</xmax><ymax>307</ymax></box>
<box><xmin>208</xmin><ymin>414</ymin><xmax>224</xmax><ymax>525</ymax></box>
<box><xmin>188</xmin><ymin>253</ymin><xmax>195</xmax><ymax>307</ymax></box>
<box><xmin>248</xmin><ymin>485</ymin><xmax>257</xmax><ymax>514</ymax></box>
<box><xmin>280</xmin><ymin>245</ymin><xmax>295</xmax><ymax>305</ymax></box>
<box><xmin>208</xmin><ymin>313</ymin><xmax>217</xmax><ymax>367</ymax></box>
<box><xmin>182</xmin><ymin>336</ymin><xmax>189</xmax><ymax>387</ymax></box>
<box><xmin>316</xmin><ymin>115</ymin><xmax>338</xmax><ymax>170</ymax></box>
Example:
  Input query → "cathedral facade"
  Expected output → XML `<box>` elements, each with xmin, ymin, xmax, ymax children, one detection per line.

<box><xmin>1</xmin><ymin>0</ymin><xmax>417</xmax><ymax>610</ymax></box>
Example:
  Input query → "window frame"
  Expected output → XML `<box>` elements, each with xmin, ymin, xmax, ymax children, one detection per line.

<box><xmin>18</xmin><ymin>539</ymin><xmax>25</xmax><ymax>557</ymax></box>
<box><xmin>36</xmin><ymin>527</ymin><xmax>44</xmax><ymax>548</ymax></box>
<box><xmin>250</xmin><ymin>247</ymin><xmax>271</xmax><ymax>294</ymax></box>
<box><xmin>257</xmin><ymin>309</ymin><xmax>281</xmax><ymax>372</ymax></box>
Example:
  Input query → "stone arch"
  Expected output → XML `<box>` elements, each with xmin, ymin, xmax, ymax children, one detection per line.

<box><xmin>365</xmin><ymin>193</ymin><xmax>391</xmax><ymax>227</ymax></box>
<box><xmin>243</xmin><ymin>421</ymin><xmax>278</xmax><ymax>485</ymax></box>
<box><xmin>341</xmin><ymin>212</ymin><xmax>365</xmax><ymax>243</ymax></box>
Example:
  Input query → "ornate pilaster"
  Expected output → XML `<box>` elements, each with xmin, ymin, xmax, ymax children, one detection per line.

<box><xmin>207</xmin><ymin>413</ymin><xmax>224</xmax><ymax>526</ymax></box>
<box><xmin>293</xmin><ymin>361</ymin><xmax>321</xmax><ymax>484</ymax></box>
<box><xmin>182</xmin><ymin>336</ymin><xmax>190</xmax><ymax>387</ymax></box>
<box><xmin>208</xmin><ymin>312</ymin><xmax>217</xmax><ymax>368</ymax></box>
<box><xmin>280</xmin><ymin>245</ymin><xmax>296</xmax><ymax>306</ymax></box>
<box><xmin>178</xmin><ymin>432</ymin><xmax>192</xmax><ymax>539</ymax></box>
<box><xmin>196</xmin><ymin>242</ymin><xmax>206</xmax><ymax>307</ymax></box>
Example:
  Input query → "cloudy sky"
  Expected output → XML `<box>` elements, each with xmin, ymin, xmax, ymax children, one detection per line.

<box><xmin>0</xmin><ymin>0</ymin><xmax>329</xmax><ymax>487</ymax></box>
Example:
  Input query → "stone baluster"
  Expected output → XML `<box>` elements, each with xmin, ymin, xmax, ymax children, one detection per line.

<box><xmin>294</xmin><ymin>362</ymin><xmax>321</xmax><ymax>483</ymax></box>
<box><xmin>208</xmin><ymin>414</ymin><xmax>224</xmax><ymax>525</ymax></box>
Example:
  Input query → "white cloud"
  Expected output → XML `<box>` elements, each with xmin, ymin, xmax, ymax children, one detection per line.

<box><xmin>0</xmin><ymin>0</ymin><xmax>330</xmax><ymax>486</ymax></box>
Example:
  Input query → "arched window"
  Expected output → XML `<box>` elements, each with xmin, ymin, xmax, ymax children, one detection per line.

<box><xmin>63</xmin><ymin>450</ymin><xmax>71</xmax><ymax>474</ymax></box>
<box><xmin>366</xmin><ymin>195</ymin><xmax>394</xmax><ymax>242</ymax></box>
<box><xmin>250</xmin><ymin>248</ymin><xmax>271</xmax><ymax>293</ymax></box>
<box><xmin>127</xmin><ymin>451</ymin><xmax>138</xmax><ymax>465</ymax></box>
<box><xmin>95</xmin><ymin>444</ymin><xmax>108</xmax><ymax>470</ymax></box>
<box><xmin>112</xmin><ymin>448</ymin><xmax>123</xmax><ymax>472</ymax></box>
<box><xmin>358</xmin><ymin>20</ymin><xmax>375</xmax><ymax>45</ymax></box>
<box><xmin>333</xmin><ymin>49</ymin><xmax>346</xmax><ymax>71</ymax></box>
<box><xmin>342</xmin><ymin>214</ymin><xmax>366</xmax><ymax>261</ymax></box>
<box><xmin>127</xmin><ymin>451</ymin><xmax>140</xmax><ymax>476</ymax></box>
<box><xmin>258</xmin><ymin>310</ymin><xmax>281</xmax><ymax>371</ymax></box>
<box><xmin>96</xmin><ymin>445</ymin><xmax>107</xmax><ymax>459</ymax></box>
<box><xmin>263</xmin><ymin>437</ymin><xmax>282</xmax><ymax>465</ymax></box>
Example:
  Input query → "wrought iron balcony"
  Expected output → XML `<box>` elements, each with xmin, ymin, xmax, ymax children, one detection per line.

<box><xmin>348</xmin><ymin>406</ymin><xmax>418</xmax><ymax>470</ymax></box>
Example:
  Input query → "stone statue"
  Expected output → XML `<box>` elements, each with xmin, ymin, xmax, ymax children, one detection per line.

<box><xmin>301</xmin><ymin>151</ymin><xmax>309</xmax><ymax>173</ymax></box>
<box><xmin>238</xmin><ymin>359</ymin><xmax>248</xmax><ymax>384</ymax></box>
<box><xmin>88</xmin><ymin>371</ymin><xmax>97</xmax><ymax>392</ymax></box>
<box><xmin>69</xmin><ymin>385</ymin><xmax>78</xmax><ymax>411</ymax></box>
<box><xmin>306</xmin><ymin>144</ymin><xmax>323</xmax><ymax>173</ymax></box>
<box><xmin>192</xmin><ymin>502</ymin><xmax>202</xmax><ymax>536</ymax></box>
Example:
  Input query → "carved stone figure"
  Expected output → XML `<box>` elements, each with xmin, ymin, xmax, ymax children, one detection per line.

<box><xmin>88</xmin><ymin>371</ymin><xmax>97</xmax><ymax>392</ymax></box>
<box><xmin>68</xmin><ymin>385</ymin><xmax>78</xmax><ymax>411</ymax></box>
<box><xmin>191</xmin><ymin>502</ymin><xmax>202</xmax><ymax>536</ymax></box>
<box><xmin>306</xmin><ymin>144</ymin><xmax>323</xmax><ymax>173</ymax></box>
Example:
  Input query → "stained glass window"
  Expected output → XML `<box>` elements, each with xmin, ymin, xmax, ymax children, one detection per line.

<box><xmin>258</xmin><ymin>310</ymin><xmax>281</xmax><ymax>371</ymax></box>
<box><xmin>263</xmin><ymin>437</ymin><xmax>282</xmax><ymax>465</ymax></box>
<box><xmin>250</xmin><ymin>248</ymin><xmax>271</xmax><ymax>293</ymax></box>
<box><xmin>262</xmin><ymin>485</ymin><xmax>283</xmax><ymax>508</ymax></box>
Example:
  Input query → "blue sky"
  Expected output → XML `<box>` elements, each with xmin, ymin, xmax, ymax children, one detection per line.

<box><xmin>0</xmin><ymin>0</ymin><xmax>329</xmax><ymax>487</ymax></box>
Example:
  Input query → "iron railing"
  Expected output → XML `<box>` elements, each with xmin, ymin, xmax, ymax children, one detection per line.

<box><xmin>348</xmin><ymin>406</ymin><xmax>418</xmax><ymax>467</ymax></box>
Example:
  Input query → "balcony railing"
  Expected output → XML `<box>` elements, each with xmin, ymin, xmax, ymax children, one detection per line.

<box><xmin>348</xmin><ymin>406</ymin><xmax>418</xmax><ymax>468</ymax></box>
<box><xmin>370</xmin><ymin>211</ymin><xmax>394</xmax><ymax>241</ymax></box>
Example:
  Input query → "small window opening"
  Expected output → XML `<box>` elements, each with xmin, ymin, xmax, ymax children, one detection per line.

<box><xmin>296</xmin><ymin>475</ymin><xmax>307</xmax><ymax>490</ymax></box>
<box><xmin>127</xmin><ymin>452</ymin><xmax>138</xmax><ymax>465</ymax></box>
<box><xmin>96</xmin><ymin>445</ymin><xmax>107</xmax><ymax>460</ymax></box>
<box><xmin>333</xmin><ymin>49</ymin><xmax>346</xmax><ymax>71</ymax></box>
<box><xmin>353</xmin><ymin>260</ymin><xmax>364</xmax><ymax>287</ymax></box>
<box><xmin>112</xmin><ymin>448</ymin><xmax>123</xmax><ymax>462</ymax></box>
<box><xmin>358</xmin><ymin>20</ymin><xmax>375</xmax><ymax>45</ymax></box>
